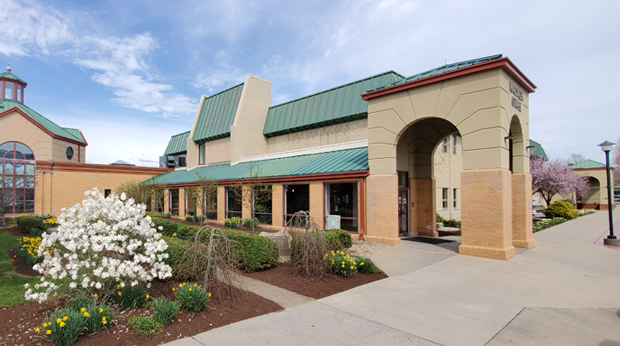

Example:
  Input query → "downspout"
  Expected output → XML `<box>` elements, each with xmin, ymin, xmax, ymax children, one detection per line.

<box><xmin>359</xmin><ymin>176</ymin><xmax>365</xmax><ymax>241</ymax></box>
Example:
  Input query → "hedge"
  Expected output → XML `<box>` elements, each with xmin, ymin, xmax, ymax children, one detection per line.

<box><xmin>16</xmin><ymin>216</ymin><xmax>46</xmax><ymax>235</ymax></box>
<box><xmin>322</xmin><ymin>229</ymin><xmax>352</xmax><ymax>249</ymax></box>
<box><xmin>543</xmin><ymin>201</ymin><xmax>577</xmax><ymax>220</ymax></box>
<box><xmin>151</xmin><ymin>218</ymin><xmax>179</xmax><ymax>237</ymax></box>
<box><xmin>223</xmin><ymin>229</ymin><xmax>279</xmax><ymax>272</ymax></box>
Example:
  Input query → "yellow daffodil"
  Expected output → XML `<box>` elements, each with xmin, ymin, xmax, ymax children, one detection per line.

<box><xmin>35</xmin><ymin>327</ymin><xmax>40</xmax><ymax>332</ymax></box>
<box><xmin>62</xmin><ymin>316</ymin><xmax>67</xmax><ymax>321</ymax></box>
<box><xmin>194</xmin><ymin>283</ymin><xmax>197</xmax><ymax>287</ymax></box>
<box><xmin>56</xmin><ymin>318</ymin><xmax>61</xmax><ymax>324</ymax></box>
<box><xmin>118</xmin><ymin>291</ymin><xmax>122</xmax><ymax>296</ymax></box>
<box><xmin>46</xmin><ymin>330</ymin><xmax>52</xmax><ymax>335</ymax></box>
<box><xmin>42</xmin><ymin>323</ymin><xmax>48</xmax><ymax>327</ymax></box>
<box><xmin>84</xmin><ymin>312</ymin><xmax>90</xmax><ymax>317</ymax></box>
<box><xmin>208</xmin><ymin>292</ymin><xmax>211</xmax><ymax>297</ymax></box>
<box><xmin>188</xmin><ymin>288</ymin><xmax>192</xmax><ymax>292</ymax></box>
<box><xmin>99</xmin><ymin>308</ymin><xmax>103</xmax><ymax>313</ymax></box>
<box><xmin>80</xmin><ymin>307</ymin><xmax>86</xmax><ymax>312</ymax></box>
<box><xmin>146</xmin><ymin>294</ymin><xmax>149</xmax><ymax>299</ymax></box>
<box><xmin>94</xmin><ymin>293</ymin><xmax>97</xmax><ymax>297</ymax></box>
<box><xmin>59</xmin><ymin>322</ymin><xmax>65</xmax><ymax>327</ymax></box>
<box><xmin>172</xmin><ymin>287</ymin><xmax>175</xmax><ymax>291</ymax></box>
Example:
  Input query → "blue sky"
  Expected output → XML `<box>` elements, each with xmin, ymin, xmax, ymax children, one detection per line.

<box><xmin>1</xmin><ymin>0</ymin><xmax>619</xmax><ymax>166</ymax></box>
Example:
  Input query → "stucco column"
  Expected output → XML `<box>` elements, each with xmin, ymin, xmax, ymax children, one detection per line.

<box><xmin>410</xmin><ymin>178</ymin><xmax>437</xmax><ymax>237</ymax></box>
<box><xmin>459</xmin><ymin>169</ymin><xmax>515</xmax><ymax>259</ymax></box>
<box><xmin>365</xmin><ymin>174</ymin><xmax>400</xmax><ymax>245</ymax></box>
<box><xmin>271</xmin><ymin>184</ymin><xmax>284</xmax><ymax>227</ymax></box>
<box><xmin>512</xmin><ymin>173</ymin><xmax>535</xmax><ymax>248</ymax></box>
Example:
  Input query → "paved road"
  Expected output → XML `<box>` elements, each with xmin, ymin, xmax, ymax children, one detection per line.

<box><xmin>165</xmin><ymin>210</ymin><xmax>620</xmax><ymax>346</ymax></box>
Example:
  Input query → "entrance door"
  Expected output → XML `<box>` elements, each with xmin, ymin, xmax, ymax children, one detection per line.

<box><xmin>398</xmin><ymin>171</ymin><xmax>409</xmax><ymax>236</ymax></box>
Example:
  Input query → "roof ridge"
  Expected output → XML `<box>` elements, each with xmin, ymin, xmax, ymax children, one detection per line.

<box><xmin>269</xmin><ymin>70</ymin><xmax>404</xmax><ymax>109</ymax></box>
<box><xmin>202</xmin><ymin>82</ymin><xmax>244</xmax><ymax>101</ymax></box>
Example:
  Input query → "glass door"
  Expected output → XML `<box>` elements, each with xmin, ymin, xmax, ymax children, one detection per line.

<box><xmin>398</xmin><ymin>171</ymin><xmax>409</xmax><ymax>236</ymax></box>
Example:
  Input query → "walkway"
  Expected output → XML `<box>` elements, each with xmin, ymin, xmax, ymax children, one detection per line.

<box><xmin>164</xmin><ymin>211</ymin><xmax>620</xmax><ymax>346</ymax></box>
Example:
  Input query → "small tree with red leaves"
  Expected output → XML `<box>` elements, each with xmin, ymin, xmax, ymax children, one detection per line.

<box><xmin>531</xmin><ymin>156</ymin><xmax>590</xmax><ymax>206</ymax></box>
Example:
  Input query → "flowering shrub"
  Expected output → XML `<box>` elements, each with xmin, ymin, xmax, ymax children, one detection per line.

<box><xmin>224</xmin><ymin>217</ymin><xmax>242</xmax><ymax>228</ymax></box>
<box><xmin>176</xmin><ymin>282</ymin><xmax>210</xmax><ymax>312</ymax></box>
<box><xmin>353</xmin><ymin>255</ymin><xmax>382</xmax><ymax>274</ymax></box>
<box><xmin>24</xmin><ymin>188</ymin><xmax>172</xmax><ymax>303</ymax></box>
<box><xmin>533</xmin><ymin>217</ymin><xmax>566</xmax><ymax>232</ymax></box>
<box><xmin>18</xmin><ymin>236</ymin><xmax>52</xmax><ymax>267</ymax></box>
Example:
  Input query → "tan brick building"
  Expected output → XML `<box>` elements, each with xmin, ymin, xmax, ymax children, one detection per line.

<box><xmin>0</xmin><ymin>64</ymin><xmax>170</xmax><ymax>216</ymax></box>
<box><xmin>157</xmin><ymin>54</ymin><xmax>537</xmax><ymax>260</ymax></box>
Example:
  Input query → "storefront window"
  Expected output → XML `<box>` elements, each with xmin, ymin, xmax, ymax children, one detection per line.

<box><xmin>254</xmin><ymin>185</ymin><xmax>272</xmax><ymax>225</ymax></box>
<box><xmin>226</xmin><ymin>186</ymin><xmax>242</xmax><ymax>219</ymax></box>
<box><xmin>284</xmin><ymin>184</ymin><xmax>309</xmax><ymax>225</ymax></box>
<box><xmin>169</xmin><ymin>189</ymin><xmax>179</xmax><ymax>216</ymax></box>
<box><xmin>324</xmin><ymin>183</ymin><xmax>358</xmax><ymax>233</ymax></box>
<box><xmin>203</xmin><ymin>187</ymin><xmax>218</xmax><ymax>219</ymax></box>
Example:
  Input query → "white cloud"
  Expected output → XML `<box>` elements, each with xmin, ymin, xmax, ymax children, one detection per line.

<box><xmin>75</xmin><ymin>34</ymin><xmax>197</xmax><ymax>117</ymax></box>
<box><xmin>0</xmin><ymin>0</ymin><xmax>196</xmax><ymax>118</ymax></box>
<box><xmin>194</xmin><ymin>68</ymin><xmax>245</xmax><ymax>92</ymax></box>
<box><xmin>0</xmin><ymin>0</ymin><xmax>72</xmax><ymax>56</ymax></box>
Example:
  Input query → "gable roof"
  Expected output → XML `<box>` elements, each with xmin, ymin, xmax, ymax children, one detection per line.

<box><xmin>0</xmin><ymin>99</ymin><xmax>87</xmax><ymax>145</ymax></box>
<box><xmin>262</xmin><ymin>71</ymin><xmax>404</xmax><ymax>138</ymax></box>
<box><xmin>529</xmin><ymin>139</ymin><xmax>547</xmax><ymax>159</ymax></box>
<box><xmin>164</xmin><ymin>131</ymin><xmax>190</xmax><ymax>155</ymax></box>
<box><xmin>369</xmin><ymin>54</ymin><xmax>503</xmax><ymax>92</ymax></box>
<box><xmin>152</xmin><ymin>146</ymin><xmax>368</xmax><ymax>185</ymax></box>
<box><xmin>192</xmin><ymin>83</ymin><xmax>244</xmax><ymax>144</ymax></box>
<box><xmin>570</xmin><ymin>159</ymin><xmax>605</xmax><ymax>169</ymax></box>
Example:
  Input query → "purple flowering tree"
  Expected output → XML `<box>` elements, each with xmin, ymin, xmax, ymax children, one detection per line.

<box><xmin>531</xmin><ymin>156</ymin><xmax>590</xmax><ymax>206</ymax></box>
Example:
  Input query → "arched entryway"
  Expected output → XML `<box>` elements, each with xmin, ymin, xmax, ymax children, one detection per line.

<box><xmin>362</xmin><ymin>57</ymin><xmax>536</xmax><ymax>259</ymax></box>
<box><xmin>395</xmin><ymin>117</ymin><xmax>459</xmax><ymax>238</ymax></box>
<box><xmin>0</xmin><ymin>141</ymin><xmax>36</xmax><ymax>214</ymax></box>
<box><xmin>578</xmin><ymin>176</ymin><xmax>600</xmax><ymax>209</ymax></box>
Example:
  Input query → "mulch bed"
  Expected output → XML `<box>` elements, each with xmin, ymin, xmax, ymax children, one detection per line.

<box><xmin>0</xmin><ymin>279</ymin><xmax>283</xmax><ymax>346</ymax></box>
<box><xmin>244</xmin><ymin>262</ymin><xmax>388</xmax><ymax>299</ymax></box>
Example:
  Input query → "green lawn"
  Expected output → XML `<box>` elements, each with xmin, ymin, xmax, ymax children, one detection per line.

<box><xmin>0</xmin><ymin>230</ymin><xmax>42</xmax><ymax>307</ymax></box>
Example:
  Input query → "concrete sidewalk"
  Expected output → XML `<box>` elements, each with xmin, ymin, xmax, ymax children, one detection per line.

<box><xmin>165</xmin><ymin>211</ymin><xmax>620</xmax><ymax>346</ymax></box>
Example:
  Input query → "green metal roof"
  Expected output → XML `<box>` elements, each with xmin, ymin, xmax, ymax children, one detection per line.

<box><xmin>152</xmin><ymin>146</ymin><xmax>368</xmax><ymax>185</ymax></box>
<box><xmin>570</xmin><ymin>159</ymin><xmax>605</xmax><ymax>169</ymax></box>
<box><xmin>0</xmin><ymin>71</ymin><xmax>27</xmax><ymax>85</ymax></box>
<box><xmin>192</xmin><ymin>83</ymin><xmax>244</xmax><ymax>144</ymax></box>
<box><xmin>263</xmin><ymin>71</ymin><xmax>405</xmax><ymax>138</ymax></box>
<box><xmin>369</xmin><ymin>54</ymin><xmax>503</xmax><ymax>92</ymax></box>
<box><xmin>529</xmin><ymin>139</ymin><xmax>547</xmax><ymax>159</ymax></box>
<box><xmin>164</xmin><ymin>131</ymin><xmax>190</xmax><ymax>155</ymax></box>
<box><xmin>0</xmin><ymin>99</ymin><xmax>86</xmax><ymax>144</ymax></box>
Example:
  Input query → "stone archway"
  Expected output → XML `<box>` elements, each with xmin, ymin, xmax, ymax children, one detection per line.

<box><xmin>363</xmin><ymin>58</ymin><xmax>536</xmax><ymax>259</ymax></box>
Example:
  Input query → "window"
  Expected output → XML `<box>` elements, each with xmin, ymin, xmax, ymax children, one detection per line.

<box><xmin>16</xmin><ymin>84</ymin><xmax>22</xmax><ymax>102</ymax></box>
<box><xmin>185</xmin><ymin>188</ymin><xmax>196</xmax><ymax>216</ymax></box>
<box><xmin>104</xmin><ymin>189</ymin><xmax>111</xmax><ymax>198</ymax></box>
<box><xmin>398</xmin><ymin>171</ymin><xmax>408</xmax><ymax>187</ymax></box>
<box><xmin>225</xmin><ymin>186</ymin><xmax>242</xmax><ymax>219</ymax></box>
<box><xmin>441</xmin><ymin>139</ymin><xmax>448</xmax><ymax>153</ymax></box>
<box><xmin>453</xmin><ymin>188</ymin><xmax>457</xmax><ymax>208</ymax></box>
<box><xmin>442</xmin><ymin>188</ymin><xmax>449</xmax><ymax>209</ymax></box>
<box><xmin>0</xmin><ymin>142</ymin><xmax>35</xmax><ymax>214</ymax></box>
<box><xmin>324</xmin><ymin>183</ymin><xmax>358</xmax><ymax>233</ymax></box>
<box><xmin>66</xmin><ymin>147</ymin><xmax>74</xmax><ymax>160</ymax></box>
<box><xmin>253</xmin><ymin>185</ymin><xmax>272</xmax><ymax>225</ymax></box>
<box><xmin>169</xmin><ymin>189</ymin><xmax>179</xmax><ymax>216</ymax></box>
<box><xmin>4</xmin><ymin>81</ymin><xmax>14</xmax><ymax>99</ymax></box>
<box><xmin>284</xmin><ymin>184</ymin><xmax>309</xmax><ymax>225</ymax></box>
<box><xmin>202</xmin><ymin>187</ymin><xmax>218</xmax><ymax>219</ymax></box>
<box><xmin>199</xmin><ymin>144</ymin><xmax>205</xmax><ymax>165</ymax></box>
<box><xmin>452</xmin><ymin>134</ymin><xmax>457</xmax><ymax>155</ymax></box>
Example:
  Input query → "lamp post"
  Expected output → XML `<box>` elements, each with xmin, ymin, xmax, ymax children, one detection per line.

<box><xmin>599</xmin><ymin>141</ymin><xmax>618</xmax><ymax>245</ymax></box>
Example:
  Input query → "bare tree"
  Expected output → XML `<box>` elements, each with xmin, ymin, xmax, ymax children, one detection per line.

<box><xmin>185</xmin><ymin>172</ymin><xmax>218</xmax><ymax>225</ymax></box>
<box><xmin>568</xmin><ymin>153</ymin><xmax>587</xmax><ymax>165</ymax></box>
<box><xmin>232</xmin><ymin>165</ymin><xmax>272</xmax><ymax>233</ymax></box>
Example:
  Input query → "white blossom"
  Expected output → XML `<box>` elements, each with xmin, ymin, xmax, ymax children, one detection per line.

<box><xmin>24</xmin><ymin>188</ymin><xmax>171</xmax><ymax>303</ymax></box>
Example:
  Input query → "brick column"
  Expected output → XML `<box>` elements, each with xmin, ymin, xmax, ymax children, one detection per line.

<box><xmin>271</xmin><ymin>184</ymin><xmax>284</xmax><ymax>228</ymax></box>
<box><xmin>410</xmin><ymin>178</ymin><xmax>437</xmax><ymax>237</ymax></box>
<box><xmin>178</xmin><ymin>188</ymin><xmax>186</xmax><ymax>219</ymax></box>
<box><xmin>512</xmin><ymin>173</ymin><xmax>535</xmax><ymax>248</ymax></box>
<box><xmin>163</xmin><ymin>189</ymin><xmax>170</xmax><ymax>214</ymax></box>
<box><xmin>459</xmin><ymin>169</ymin><xmax>515</xmax><ymax>260</ymax></box>
<box><xmin>241</xmin><ymin>185</ymin><xmax>251</xmax><ymax>219</ymax></box>
<box><xmin>217</xmin><ymin>186</ymin><xmax>226</xmax><ymax>221</ymax></box>
<box><xmin>309</xmin><ymin>181</ymin><xmax>324</xmax><ymax>228</ymax></box>
<box><xmin>365</xmin><ymin>174</ymin><xmax>400</xmax><ymax>245</ymax></box>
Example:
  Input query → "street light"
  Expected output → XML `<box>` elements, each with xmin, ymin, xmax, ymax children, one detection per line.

<box><xmin>599</xmin><ymin>140</ymin><xmax>618</xmax><ymax>245</ymax></box>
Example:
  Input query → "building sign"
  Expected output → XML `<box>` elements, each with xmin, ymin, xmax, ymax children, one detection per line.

<box><xmin>510</xmin><ymin>81</ymin><xmax>523</xmax><ymax>112</ymax></box>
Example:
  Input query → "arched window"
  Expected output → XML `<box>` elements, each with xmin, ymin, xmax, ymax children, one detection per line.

<box><xmin>0</xmin><ymin>142</ymin><xmax>35</xmax><ymax>214</ymax></box>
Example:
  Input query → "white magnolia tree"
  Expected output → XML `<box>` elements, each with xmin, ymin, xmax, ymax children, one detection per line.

<box><xmin>25</xmin><ymin>188</ymin><xmax>172</xmax><ymax>303</ymax></box>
